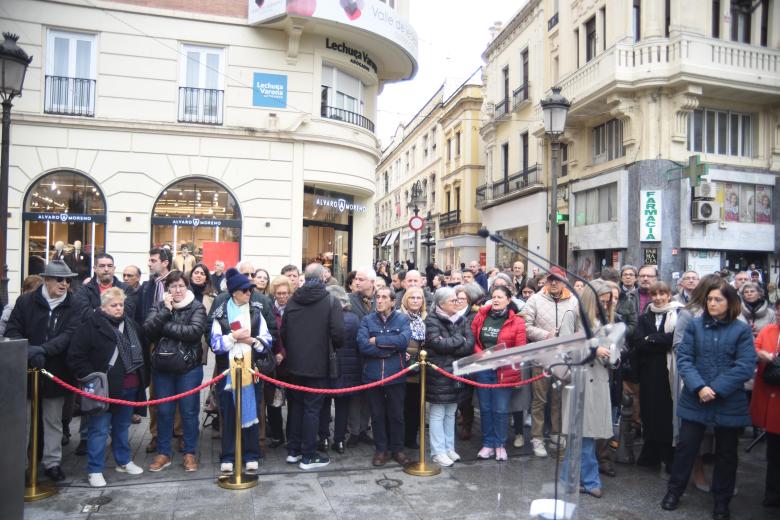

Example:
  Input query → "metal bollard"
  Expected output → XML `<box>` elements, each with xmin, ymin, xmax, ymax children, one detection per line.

<box><xmin>218</xmin><ymin>355</ymin><xmax>259</xmax><ymax>490</ymax></box>
<box><xmin>24</xmin><ymin>369</ymin><xmax>58</xmax><ymax>501</ymax></box>
<box><xmin>614</xmin><ymin>392</ymin><xmax>635</xmax><ymax>465</ymax></box>
<box><xmin>404</xmin><ymin>351</ymin><xmax>441</xmax><ymax>477</ymax></box>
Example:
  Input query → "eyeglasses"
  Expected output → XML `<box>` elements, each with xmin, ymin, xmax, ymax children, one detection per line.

<box><xmin>55</xmin><ymin>277</ymin><xmax>71</xmax><ymax>283</ymax></box>
<box><xmin>168</xmin><ymin>284</ymin><xmax>187</xmax><ymax>292</ymax></box>
<box><xmin>240</xmin><ymin>287</ymin><xmax>253</xmax><ymax>293</ymax></box>
<box><xmin>241</xmin><ymin>272</ymin><xmax>254</xmax><ymax>278</ymax></box>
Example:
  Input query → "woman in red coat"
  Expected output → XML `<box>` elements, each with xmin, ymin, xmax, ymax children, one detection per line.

<box><xmin>470</xmin><ymin>286</ymin><xmax>527</xmax><ymax>461</ymax></box>
<box><xmin>750</xmin><ymin>298</ymin><xmax>780</xmax><ymax>508</ymax></box>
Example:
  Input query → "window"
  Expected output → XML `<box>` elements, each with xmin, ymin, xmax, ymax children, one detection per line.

<box><xmin>688</xmin><ymin>108</ymin><xmax>752</xmax><ymax>157</ymax></box>
<box><xmin>520</xmin><ymin>132</ymin><xmax>529</xmax><ymax>172</ymax></box>
<box><xmin>456</xmin><ymin>131</ymin><xmax>462</xmax><ymax>156</ymax></box>
<box><xmin>501</xmin><ymin>142</ymin><xmax>510</xmax><ymax>183</ymax></box>
<box><xmin>447</xmin><ymin>137</ymin><xmax>452</xmax><ymax>161</ymax></box>
<box><xmin>180</xmin><ymin>45</ymin><xmax>224</xmax><ymax>124</ymax></box>
<box><xmin>405</xmin><ymin>152</ymin><xmax>410</xmax><ymax>172</ymax></box>
<box><xmin>719</xmin><ymin>182</ymin><xmax>772</xmax><ymax>224</ymax></box>
<box><xmin>560</xmin><ymin>143</ymin><xmax>569</xmax><ymax>177</ymax></box>
<box><xmin>45</xmin><ymin>30</ymin><xmax>96</xmax><ymax>116</ymax></box>
<box><xmin>574</xmin><ymin>28</ymin><xmax>580</xmax><ymax>68</ymax></box>
<box><xmin>633</xmin><ymin>0</ymin><xmax>641</xmax><ymax>42</ymax></box>
<box><xmin>712</xmin><ymin>0</ymin><xmax>720</xmax><ymax>38</ymax></box>
<box><xmin>411</xmin><ymin>146</ymin><xmax>416</xmax><ymax>169</ymax></box>
<box><xmin>665</xmin><ymin>0</ymin><xmax>671</xmax><ymax>37</ymax></box>
<box><xmin>455</xmin><ymin>186</ymin><xmax>461</xmax><ymax>213</ymax></box>
<box><xmin>383</xmin><ymin>171</ymin><xmax>389</xmax><ymax>194</ymax></box>
<box><xmin>553</xmin><ymin>56</ymin><xmax>559</xmax><ymax>83</ymax></box>
<box><xmin>431</xmin><ymin>127</ymin><xmax>437</xmax><ymax>155</ymax></box>
<box><xmin>575</xmin><ymin>183</ymin><xmax>618</xmax><ymax>226</ymax></box>
<box><xmin>423</xmin><ymin>135</ymin><xmax>429</xmax><ymax>160</ymax></box>
<box><xmin>600</xmin><ymin>7</ymin><xmax>606</xmax><ymax>51</ymax></box>
<box><xmin>430</xmin><ymin>174</ymin><xmax>436</xmax><ymax>206</ymax></box>
<box><xmin>321</xmin><ymin>65</ymin><xmax>372</xmax><ymax>131</ymax></box>
<box><xmin>760</xmin><ymin>0</ymin><xmax>769</xmax><ymax>47</ymax></box>
<box><xmin>585</xmin><ymin>17</ymin><xmax>597</xmax><ymax>62</ymax></box>
<box><xmin>592</xmin><ymin>119</ymin><xmax>624</xmax><ymax>163</ymax></box>
<box><xmin>731</xmin><ymin>0</ymin><xmax>751</xmax><ymax>43</ymax></box>
<box><xmin>521</xmin><ymin>48</ymin><xmax>529</xmax><ymax>87</ymax></box>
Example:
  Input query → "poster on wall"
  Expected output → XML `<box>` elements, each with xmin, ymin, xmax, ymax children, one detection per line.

<box><xmin>576</xmin><ymin>251</ymin><xmax>596</xmax><ymax>280</ymax></box>
<box><xmin>687</xmin><ymin>250</ymin><xmax>722</xmax><ymax>276</ymax></box>
<box><xmin>739</xmin><ymin>184</ymin><xmax>755</xmax><ymax>223</ymax></box>
<box><xmin>723</xmin><ymin>183</ymin><xmax>740</xmax><ymax>222</ymax></box>
<box><xmin>252</xmin><ymin>72</ymin><xmax>287</xmax><ymax>108</ymax></box>
<box><xmin>755</xmin><ymin>185</ymin><xmax>772</xmax><ymax>223</ymax></box>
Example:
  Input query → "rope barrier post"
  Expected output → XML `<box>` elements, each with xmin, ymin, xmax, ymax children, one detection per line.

<box><xmin>24</xmin><ymin>368</ymin><xmax>58</xmax><ymax>501</ymax></box>
<box><xmin>218</xmin><ymin>354</ymin><xmax>258</xmax><ymax>490</ymax></box>
<box><xmin>404</xmin><ymin>351</ymin><xmax>440</xmax><ymax>477</ymax></box>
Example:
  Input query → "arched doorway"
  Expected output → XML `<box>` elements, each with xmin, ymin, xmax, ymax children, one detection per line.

<box><xmin>151</xmin><ymin>177</ymin><xmax>242</xmax><ymax>271</ymax></box>
<box><xmin>22</xmin><ymin>170</ymin><xmax>106</xmax><ymax>283</ymax></box>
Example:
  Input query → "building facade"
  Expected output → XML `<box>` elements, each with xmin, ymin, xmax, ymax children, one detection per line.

<box><xmin>480</xmin><ymin>0</ymin><xmax>779</xmax><ymax>282</ymax></box>
<box><xmin>375</xmin><ymin>75</ymin><xmax>484</xmax><ymax>271</ymax></box>
<box><xmin>2</xmin><ymin>0</ymin><xmax>417</xmax><ymax>298</ymax></box>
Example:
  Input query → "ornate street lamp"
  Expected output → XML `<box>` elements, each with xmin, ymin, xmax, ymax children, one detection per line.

<box><xmin>541</xmin><ymin>86</ymin><xmax>570</xmax><ymax>265</ymax></box>
<box><xmin>406</xmin><ymin>181</ymin><xmax>425</xmax><ymax>268</ymax></box>
<box><xmin>0</xmin><ymin>33</ymin><xmax>33</xmax><ymax>306</ymax></box>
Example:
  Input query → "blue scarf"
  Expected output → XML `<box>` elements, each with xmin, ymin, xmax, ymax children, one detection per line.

<box><xmin>225</xmin><ymin>298</ymin><xmax>258</xmax><ymax>429</ymax></box>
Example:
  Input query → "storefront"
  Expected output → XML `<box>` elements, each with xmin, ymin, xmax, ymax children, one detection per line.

<box><xmin>303</xmin><ymin>187</ymin><xmax>366</xmax><ymax>283</ymax></box>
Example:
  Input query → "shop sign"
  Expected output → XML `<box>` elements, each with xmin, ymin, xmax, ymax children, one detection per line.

<box><xmin>315</xmin><ymin>197</ymin><xmax>366</xmax><ymax>213</ymax></box>
<box><xmin>152</xmin><ymin>217</ymin><xmax>242</xmax><ymax>228</ymax></box>
<box><xmin>252</xmin><ymin>72</ymin><xmax>287</xmax><ymax>108</ymax></box>
<box><xmin>640</xmin><ymin>190</ymin><xmax>661</xmax><ymax>242</ymax></box>
<box><xmin>687</xmin><ymin>250</ymin><xmax>722</xmax><ymax>275</ymax></box>
<box><xmin>23</xmin><ymin>212</ymin><xmax>105</xmax><ymax>224</ymax></box>
<box><xmin>325</xmin><ymin>38</ymin><xmax>378</xmax><ymax>74</ymax></box>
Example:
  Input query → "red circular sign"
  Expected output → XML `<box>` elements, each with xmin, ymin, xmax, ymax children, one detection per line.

<box><xmin>408</xmin><ymin>215</ymin><xmax>424</xmax><ymax>231</ymax></box>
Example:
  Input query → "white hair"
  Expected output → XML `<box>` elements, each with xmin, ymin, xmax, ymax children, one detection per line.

<box><xmin>355</xmin><ymin>265</ymin><xmax>377</xmax><ymax>280</ymax></box>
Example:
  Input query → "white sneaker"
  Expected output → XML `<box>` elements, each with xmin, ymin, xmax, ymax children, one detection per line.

<box><xmin>524</xmin><ymin>415</ymin><xmax>532</xmax><ymax>427</ymax></box>
<box><xmin>531</xmin><ymin>438</ymin><xmax>548</xmax><ymax>458</ymax></box>
<box><xmin>116</xmin><ymin>461</ymin><xmax>143</xmax><ymax>475</ymax></box>
<box><xmin>551</xmin><ymin>434</ymin><xmax>567</xmax><ymax>450</ymax></box>
<box><xmin>245</xmin><ymin>460</ymin><xmax>259</xmax><ymax>472</ymax></box>
<box><xmin>513</xmin><ymin>434</ymin><xmax>525</xmax><ymax>448</ymax></box>
<box><xmin>220</xmin><ymin>462</ymin><xmax>234</xmax><ymax>473</ymax></box>
<box><xmin>88</xmin><ymin>473</ymin><xmax>106</xmax><ymax>488</ymax></box>
<box><xmin>432</xmin><ymin>453</ymin><xmax>454</xmax><ymax>467</ymax></box>
<box><xmin>285</xmin><ymin>455</ymin><xmax>302</xmax><ymax>464</ymax></box>
<box><xmin>446</xmin><ymin>450</ymin><xmax>461</xmax><ymax>462</ymax></box>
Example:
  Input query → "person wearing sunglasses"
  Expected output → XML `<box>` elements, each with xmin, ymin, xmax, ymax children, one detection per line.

<box><xmin>5</xmin><ymin>259</ymin><xmax>80</xmax><ymax>483</ymax></box>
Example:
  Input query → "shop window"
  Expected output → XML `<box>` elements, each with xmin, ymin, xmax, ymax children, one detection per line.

<box><xmin>45</xmin><ymin>30</ymin><xmax>96</xmax><ymax>116</ymax></box>
<box><xmin>152</xmin><ymin>178</ymin><xmax>241</xmax><ymax>269</ymax></box>
<box><xmin>719</xmin><ymin>182</ymin><xmax>772</xmax><ymax>224</ymax></box>
<box><xmin>575</xmin><ymin>183</ymin><xmax>618</xmax><ymax>226</ymax></box>
<box><xmin>179</xmin><ymin>45</ymin><xmax>224</xmax><ymax>124</ymax></box>
<box><xmin>23</xmin><ymin>170</ymin><xmax>105</xmax><ymax>281</ymax></box>
<box><xmin>303</xmin><ymin>188</ymin><xmax>356</xmax><ymax>284</ymax></box>
<box><xmin>688</xmin><ymin>108</ymin><xmax>752</xmax><ymax>157</ymax></box>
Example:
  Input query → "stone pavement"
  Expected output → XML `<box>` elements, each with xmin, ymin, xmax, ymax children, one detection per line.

<box><xmin>24</xmin><ymin>391</ymin><xmax>776</xmax><ymax>520</ymax></box>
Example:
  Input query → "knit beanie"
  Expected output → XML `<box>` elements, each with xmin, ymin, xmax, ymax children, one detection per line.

<box><xmin>225</xmin><ymin>267</ymin><xmax>253</xmax><ymax>294</ymax></box>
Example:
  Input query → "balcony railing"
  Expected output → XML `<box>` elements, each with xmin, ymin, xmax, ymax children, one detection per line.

<box><xmin>44</xmin><ymin>76</ymin><xmax>96</xmax><ymax>117</ymax></box>
<box><xmin>548</xmin><ymin>12</ymin><xmax>559</xmax><ymax>31</ymax></box>
<box><xmin>178</xmin><ymin>87</ymin><xmax>224</xmax><ymax>125</ymax></box>
<box><xmin>321</xmin><ymin>105</ymin><xmax>375</xmax><ymax>132</ymax></box>
<box><xmin>512</xmin><ymin>83</ymin><xmax>529</xmax><ymax>109</ymax></box>
<box><xmin>476</xmin><ymin>164</ymin><xmax>541</xmax><ymax>207</ymax></box>
<box><xmin>439</xmin><ymin>209</ymin><xmax>461</xmax><ymax>228</ymax></box>
<box><xmin>494</xmin><ymin>98</ymin><xmax>509</xmax><ymax>119</ymax></box>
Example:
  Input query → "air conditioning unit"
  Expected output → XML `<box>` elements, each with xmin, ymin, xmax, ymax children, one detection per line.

<box><xmin>692</xmin><ymin>200</ymin><xmax>720</xmax><ymax>222</ymax></box>
<box><xmin>693</xmin><ymin>182</ymin><xmax>717</xmax><ymax>199</ymax></box>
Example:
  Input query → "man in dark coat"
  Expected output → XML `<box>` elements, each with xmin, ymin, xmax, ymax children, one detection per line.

<box><xmin>4</xmin><ymin>260</ymin><xmax>79</xmax><ymax>482</ymax></box>
<box><xmin>73</xmin><ymin>253</ymin><xmax>136</xmax><ymax>320</ymax></box>
<box><xmin>345</xmin><ymin>266</ymin><xmax>376</xmax><ymax>446</ymax></box>
<box><xmin>281</xmin><ymin>263</ymin><xmax>344</xmax><ymax>470</ymax></box>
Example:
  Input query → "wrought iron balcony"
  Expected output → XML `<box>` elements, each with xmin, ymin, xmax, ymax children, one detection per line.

<box><xmin>548</xmin><ymin>12</ymin><xmax>559</xmax><ymax>31</ymax></box>
<box><xmin>476</xmin><ymin>164</ymin><xmax>542</xmax><ymax>207</ymax></box>
<box><xmin>44</xmin><ymin>76</ymin><xmax>96</xmax><ymax>117</ymax></box>
<box><xmin>439</xmin><ymin>209</ymin><xmax>461</xmax><ymax>228</ymax></box>
<box><xmin>494</xmin><ymin>98</ymin><xmax>509</xmax><ymax>119</ymax></box>
<box><xmin>512</xmin><ymin>83</ymin><xmax>529</xmax><ymax>109</ymax></box>
<box><xmin>178</xmin><ymin>87</ymin><xmax>224</xmax><ymax>125</ymax></box>
<box><xmin>321</xmin><ymin>104</ymin><xmax>375</xmax><ymax>132</ymax></box>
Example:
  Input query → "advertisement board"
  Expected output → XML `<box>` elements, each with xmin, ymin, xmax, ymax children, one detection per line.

<box><xmin>252</xmin><ymin>72</ymin><xmax>288</xmax><ymax>107</ymax></box>
<box><xmin>248</xmin><ymin>0</ymin><xmax>418</xmax><ymax>61</ymax></box>
<box><xmin>640</xmin><ymin>190</ymin><xmax>662</xmax><ymax>242</ymax></box>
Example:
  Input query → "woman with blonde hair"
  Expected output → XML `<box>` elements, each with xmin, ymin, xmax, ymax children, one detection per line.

<box><xmin>400</xmin><ymin>286</ymin><xmax>427</xmax><ymax>449</ymax></box>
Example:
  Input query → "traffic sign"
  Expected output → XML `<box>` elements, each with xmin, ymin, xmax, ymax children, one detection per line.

<box><xmin>408</xmin><ymin>215</ymin><xmax>424</xmax><ymax>231</ymax></box>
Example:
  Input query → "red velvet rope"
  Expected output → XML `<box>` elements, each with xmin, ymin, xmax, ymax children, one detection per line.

<box><xmin>429</xmin><ymin>364</ymin><xmax>548</xmax><ymax>388</ymax></box>
<box><xmin>41</xmin><ymin>369</ymin><xmax>228</xmax><ymax>407</ymax></box>
<box><xmin>253</xmin><ymin>363</ymin><xmax>419</xmax><ymax>394</ymax></box>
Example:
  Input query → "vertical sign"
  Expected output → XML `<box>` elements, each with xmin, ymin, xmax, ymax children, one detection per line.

<box><xmin>252</xmin><ymin>72</ymin><xmax>287</xmax><ymax>108</ymax></box>
<box><xmin>640</xmin><ymin>190</ymin><xmax>662</xmax><ymax>241</ymax></box>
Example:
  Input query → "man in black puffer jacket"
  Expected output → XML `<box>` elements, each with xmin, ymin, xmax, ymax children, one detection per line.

<box><xmin>281</xmin><ymin>263</ymin><xmax>344</xmax><ymax>470</ymax></box>
<box><xmin>73</xmin><ymin>253</ymin><xmax>136</xmax><ymax>321</ymax></box>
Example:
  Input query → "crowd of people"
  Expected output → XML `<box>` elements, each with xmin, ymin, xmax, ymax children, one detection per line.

<box><xmin>5</xmin><ymin>251</ymin><xmax>779</xmax><ymax>520</ymax></box>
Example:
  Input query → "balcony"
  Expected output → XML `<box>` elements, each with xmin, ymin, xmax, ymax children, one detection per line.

<box><xmin>321</xmin><ymin>104</ymin><xmax>375</xmax><ymax>133</ymax></box>
<box><xmin>44</xmin><ymin>76</ymin><xmax>95</xmax><ymax>117</ymax></box>
<box><xmin>476</xmin><ymin>164</ymin><xmax>542</xmax><ymax>208</ymax></box>
<box><xmin>556</xmin><ymin>34</ymin><xmax>780</xmax><ymax>111</ymax></box>
<box><xmin>512</xmin><ymin>83</ymin><xmax>529</xmax><ymax>110</ymax></box>
<box><xmin>439</xmin><ymin>209</ymin><xmax>461</xmax><ymax>228</ymax></box>
<box><xmin>178</xmin><ymin>87</ymin><xmax>224</xmax><ymax>125</ymax></box>
<box><xmin>494</xmin><ymin>98</ymin><xmax>509</xmax><ymax>119</ymax></box>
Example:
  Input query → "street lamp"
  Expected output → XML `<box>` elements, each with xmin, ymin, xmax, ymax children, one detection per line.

<box><xmin>421</xmin><ymin>211</ymin><xmax>436</xmax><ymax>268</ymax></box>
<box><xmin>407</xmin><ymin>181</ymin><xmax>424</xmax><ymax>268</ymax></box>
<box><xmin>541</xmin><ymin>86</ymin><xmax>570</xmax><ymax>266</ymax></box>
<box><xmin>0</xmin><ymin>33</ymin><xmax>32</xmax><ymax>307</ymax></box>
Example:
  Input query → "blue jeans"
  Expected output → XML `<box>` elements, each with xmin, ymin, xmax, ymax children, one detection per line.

<box><xmin>286</xmin><ymin>375</ymin><xmax>327</xmax><ymax>459</ymax></box>
<box><xmin>474</xmin><ymin>370</ymin><xmax>512</xmax><ymax>448</ymax></box>
<box><xmin>153</xmin><ymin>365</ymin><xmax>203</xmax><ymax>456</ymax></box>
<box><xmin>561</xmin><ymin>437</ymin><xmax>601</xmax><ymax>492</ymax></box>
<box><xmin>429</xmin><ymin>403</ymin><xmax>457</xmax><ymax>455</ymax></box>
<box><xmin>86</xmin><ymin>386</ymin><xmax>136</xmax><ymax>473</ymax></box>
<box><xmin>217</xmin><ymin>378</ymin><xmax>260</xmax><ymax>464</ymax></box>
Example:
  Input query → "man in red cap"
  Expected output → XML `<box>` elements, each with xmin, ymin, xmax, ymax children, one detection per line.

<box><xmin>523</xmin><ymin>266</ymin><xmax>581</xmax><ymax>458</ymax></box>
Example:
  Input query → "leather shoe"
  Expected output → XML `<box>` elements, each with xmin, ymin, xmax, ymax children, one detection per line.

<box><xmin>713</xmin><ymin>503</ymin><xmax>730</xmax><ymax>520</ymax></box>
<box><xmin>372</xmin><ymin>452</ymin><xmax>389</xmax><ymax>466</ymax></box>
<box><xmin>44</xmin><ymin>466</ymin><xmax>66</xmax><ymax>482</ymax></box>
<box><xmin>334</xmin><ymin>441</ymin><xmax>345</xmax><ymax>454</ymax></box>
<box><xmin>661</xmin><ymin>492</ymin><xmax>680</xmax><ymax>511</ymax></box>
<box><xmin>318</xmin><ymin>438</ymin><xmax>330</xmax><ymax>452</ymax></box>
<box><xmin>392</xmin><ymin>452</ymin><xmax>411</xmax><ymax>466</ymax></box>
<box><xmin>599</xmin><ymin>464</ymin><xmax>616</xmax><ymax>477</ymax></box>
<box><xmin>580</xmin><ymin>487</ymin><xmax>602</xmax><ymax>498</ymax></box>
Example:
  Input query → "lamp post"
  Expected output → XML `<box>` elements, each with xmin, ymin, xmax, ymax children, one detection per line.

<box><xmin>421</xmin><ymin>211</ymin><xmax>435</xmax><ymax>268</ymax></box>
<box><xmin>407</xmin><ymin>181</ymin><xmax>424</xmax><ymax>268</ymax></box>
<box><xmin>541</xmin><ymin>86</ymin><xmax>570</xmax><ymax>266</ymax></box>
<box><xmin>0</xmin><ymin>33</ymin><xmax>32</xmax><ymax>307</ymax></box>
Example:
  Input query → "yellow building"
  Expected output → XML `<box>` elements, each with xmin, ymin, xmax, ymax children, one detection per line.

<box><xmin>375</xmin><ymin>73</ymin><xmax>484</xmax><ymax>270</ymax></box>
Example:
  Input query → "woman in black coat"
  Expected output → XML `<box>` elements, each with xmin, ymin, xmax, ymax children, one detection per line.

<box><xmin>327</xmin><ymin>285</ymin><xmax>361</xmax><ymax>453</ymax></box>
<box><xmin>67</xmin><ymin>287</ymin><xmax>146</xmax><ymax>487</ymax></box>
<box><xmin>143</xmin><ymin>270</ymin><xmax>207</xmax><ymax>473</ymax></box>
<box><xmin>630</xmin><ymin>281</ymin><xmax>682</xmax><ymax>469</ymax></box>
<box><xmin>424</xmin><ymin>286</ymin><xmax>475</xmax><ymax>467</ymax></box>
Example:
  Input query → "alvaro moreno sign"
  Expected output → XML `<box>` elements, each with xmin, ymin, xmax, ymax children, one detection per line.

<box><xmin>315</xmin><ymin>196</ymin><xmax>366</xmax><ymax>213</ymax></box>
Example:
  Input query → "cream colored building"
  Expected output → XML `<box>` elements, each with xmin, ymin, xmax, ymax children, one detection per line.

<box><xmin>375</xmin><ymin>75</ymin><xmax>484</xmax><ymax>270</ymax></box>
<box><xmin>480</xmin><ymin>0</ymin><xmax>779</xmax><ymax>281</ymax></box>
<box><xmin>1</xmin><ymin>0</ymin><xmax>417</xmax><ymax>298</ymax></box>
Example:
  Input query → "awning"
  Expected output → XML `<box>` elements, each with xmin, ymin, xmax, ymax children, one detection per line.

<box><xmin>384</xmin><ymin>230</ymin><xmax>400</xmax><ymax>247</ymax></box>
<box><xmin>379</xmin><ymin>233</ymin><xmax>391</xmax><ymax>247</ymax></box>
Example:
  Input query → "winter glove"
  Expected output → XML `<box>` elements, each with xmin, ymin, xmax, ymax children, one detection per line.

<box><xmin>27</xmin><ymin>345</ymin><xmax>46</xmax><ymax>369</ymax></box>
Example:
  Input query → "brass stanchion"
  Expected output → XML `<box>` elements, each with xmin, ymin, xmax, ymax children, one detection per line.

<box><xmin>218</xmin><ymin>355</ymin><xmax>259</xmax><ymax>490</ymax></box>
<box><xmin>25</xmin><ymin>368</ymin><xmax>58</xmax><ymax>501</ymax></box>
<box><xmin>404</xmin><ymin>351</ymin><xmax>441</xmax><ymax>477</ymax></box>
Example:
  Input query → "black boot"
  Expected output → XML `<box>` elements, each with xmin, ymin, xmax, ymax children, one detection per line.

<box><xmin>713</xmin><ymin>501</ymin><xmax>730</xmax><ymax>520</ymax></box>
<box><xmin>661</xmin><ymin>492</ymin><xmax>679</xmax><ymax>511</ymax></box>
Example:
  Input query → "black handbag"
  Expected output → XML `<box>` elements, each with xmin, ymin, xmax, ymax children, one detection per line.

<box><xmin>77</xmin><ymin>347</ymin><xmax>118</xmax><ymax>415</ymax></box>
<box><xmin>762</xmin><ymin>337</ymin><xmax>780</xmax><ymax>386</ymax></box>
<box><xmin>152</xmin><ymin>338</ymin><xmax>193</xmax><ymax>374</ymax></box>
<box><xmin>254</xmin><ymin>349</ymin><xmax>277</xmax><ymax>376</ymax></box>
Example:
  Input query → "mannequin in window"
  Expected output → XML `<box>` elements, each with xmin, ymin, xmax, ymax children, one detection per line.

<box><xmin>173</xmin><ymin>245</ymin><xmax>197</xmax><ymax>277</ymax></box>
<box><xmin>52</xmin><ymin>241</ymin><xmax>67</xmax><ymax>262</ymax></box>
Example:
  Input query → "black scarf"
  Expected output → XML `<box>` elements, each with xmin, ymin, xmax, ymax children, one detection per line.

<box><xmin>191</xmin><ymin>282</ymin><xmax>205</xmax><ymax>303</ymax></box>
<box><xmin>745</xmin><ymin>298</ymin><xmax>765</xmax><ymax>314</ymax></box>
<box><xmin>100</xmin><ymin>310</ymin><xmax>144</xmax><ymax>374</ymax></box>
<box><xmin>489</xmin><ymin>307</ymin><xmax>509</xmax><ymax>319</ymax></box>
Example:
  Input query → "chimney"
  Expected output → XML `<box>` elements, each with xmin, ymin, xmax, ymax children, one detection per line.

<box><xmin>489</xmin><ymin>21</ymin><xmax>503</xmax><ymax>40</ymax></box>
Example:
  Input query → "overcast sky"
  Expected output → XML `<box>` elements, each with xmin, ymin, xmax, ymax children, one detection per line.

<box><xmin>376</xmin><ymin>0</ymin><xmax>525</xmax><ymax>146</ymax></box>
